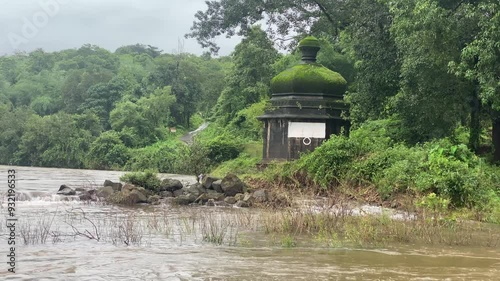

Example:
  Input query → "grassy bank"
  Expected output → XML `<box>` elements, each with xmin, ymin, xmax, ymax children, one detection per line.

<box><xmin>210</xmin><ymin>120</ymin><xmax>500</xmax><ymax>224</ymax></box>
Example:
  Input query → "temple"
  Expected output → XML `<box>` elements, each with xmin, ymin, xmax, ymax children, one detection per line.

<box><xmin>257</xmin><ymin>36</ymin><xmax>350</xmax><ymax>162</ymax></box>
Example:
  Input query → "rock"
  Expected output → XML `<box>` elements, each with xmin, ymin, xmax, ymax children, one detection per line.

<box><xmin>57</xmin><ymin>185</ymin><xmax>76</xmax><ymax>196</ymax></box>
<box><xmin>162</xmin><ymin>197</ymin><xmax>176</xmax><ymax>205</ymax></box>
<box><xmin>195</xmin><ymin>192</ymin><xmax>225</xmax><ymax>203</ymax></box>
<box><xmin>185</xmin><ymin>183</ymin><xmax>206</xmax><ymax>197</ymax></box>
<box><xmin>79</xmin><ymin>190</ymin><xmax>97</xmax><ymax>201</ymax></box>
<box><xmin>173</xmin><ymin>194</ymin><xmax>197</xmax><ymax>205</ymax></box>
<box><xmin>253</xmin><ymin>189</ymin><xmax>269</xmax><ymax>203</ymax></box>
<box><xmin>224</xmin><ymin>197</ymin><xmax>237</xmax><ymax>205</ymax></box>
<box><xmin>206</xmin><ymin>199</ymin><xmax>216</xmax><ymax>206</ymax></box>
<box><xmin>212</xmin><ymin>180</ymin><xmax>223</xmax><ymax>193</ymax></box>
<box><xmin>104</xmin><ymin>180</ymin><xmax>123</xmax><ymax>192</ymax></box>
<box><xmin>206</xmin><ymin>190</ymin><xmax>225</xmax><ymax>201</ymax></box>
<box><xmin>75</xmin><ymin>187</ymin><xmax>86</xmax><ymax>192</ymax></box>
<box><xmin>202</xmin><ymin>176</ymin><xmax>220</xmax><ymax>189</ymax></box>
<box><xmin>221</xmin><ymin>174</ymin><xmax>245</xmax><ymax>197</ymax></box>
<box><xmin>235</xmin><ymin>200</ymin><xmax>250</xmax><ymax>208</ymax></box>
<box><xmin>160</xmin><ymin>191</ymin><xmax>174</xmax><ymax>198</ymax></box>
<box><xmin>160</xmin><ymin>178</ymin><xmax>183</xmax><ymax>192</ymax></box>
<box><xmin>96</xmin><ymin>186</ymin><xmax>115</xmax><ymax>199</ymax></box>
<box><xmin>122</xmin><ymin>184</ymin><xmax>136</xmax><ymax>192</ymax></box>
<box><xmin>243</xmin><ymin>193</ymin><xmax>254</xmax><ymax>205</ymax></box>
<box><xmin>235</xmin><ymin>193</ymin><xmax>244</xmax><ymax>201</ymax></box>
<box><xmin>173</xmin><ymin>188</ymin><xmax>185</xmax><ymax>197</ymax></box>
<box><xmin>244</xmin><ymin>184</ymin><xmax>252</xmax><ymax>194</ymax></box>
<box><xmin>122</xmin><ymin>184</ymin><xmax>152</xmax><ymax>197</ymax></box>
<box><xmin>111</xmin><ymin>188</ymin><xmax>148</xmax><ymax>205</ymax></box>
<box><xmin>130</xmin><ymin>189</ymin><xmax>148</xmax><ymax>203</ymax></box>
<box><xmin>148</xmin><ymin>195</ymin><xmax>161</xmax><ymax>205</ymax></box>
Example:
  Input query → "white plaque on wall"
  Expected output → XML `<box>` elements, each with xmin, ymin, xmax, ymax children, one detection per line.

<box><xmin>288</xmin><ymin>122</ymin><xmax>326</xmax><ymax>138</ymax></box>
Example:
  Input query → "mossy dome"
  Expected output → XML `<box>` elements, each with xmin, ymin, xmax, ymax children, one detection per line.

<box><xmin>271</xmin><ymin>36</ymin><xmax>347</xmax><ymax>96</ymax></box>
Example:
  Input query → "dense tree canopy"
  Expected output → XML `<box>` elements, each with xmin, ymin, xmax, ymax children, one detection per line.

<box><xmin>189</xmin><ymin>0</ymin><xmax>500</xmax><ymax>161</ymax></box>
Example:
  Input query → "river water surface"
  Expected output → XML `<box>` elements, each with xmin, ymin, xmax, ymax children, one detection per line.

<box><xmin>0</xmin><ymin>165</ymin><xmax>499</xmax><ymax>280</ymax></box>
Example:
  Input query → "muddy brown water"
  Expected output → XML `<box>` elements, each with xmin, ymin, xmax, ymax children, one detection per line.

<box><xmin>0</xmin><ymin>165</ymin><xmax>499</xmax><ymax>280</ymax></box>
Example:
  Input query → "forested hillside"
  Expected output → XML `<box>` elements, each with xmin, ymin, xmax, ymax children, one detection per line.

<box><xmin>0</xmin><ymin>43</ymin><xmax>232</xmax><ymax>170</ymax></box>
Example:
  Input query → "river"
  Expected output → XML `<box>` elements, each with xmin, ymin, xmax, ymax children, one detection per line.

<box><xmin>0</xmin><ymin>165</ymin><xmax>499</xmax><ymax>280</ymax></box>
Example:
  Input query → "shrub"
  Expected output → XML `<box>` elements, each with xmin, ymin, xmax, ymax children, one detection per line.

<box><xmin>86</xmin><ymin>131</ymin><xmax>130</xmax><ymax>170</ymax></box>
<box><xmin>120</xmin><ymin>170</ymin><xmax>161</xmax><ymax>191</ymax></box>
<box><xmin>211</xmin><ymin>153</ymin><xmax>260</xmax><ymax>178</ymax></box>
<box><xmin>267</xmin><ymin>119</ymin><xmax>500</xmax><ymax>219</ymax></box>
<box><xmin>125</xmin><ymin>139</ymin><xmax>188</xmax><ymax>173</ymax></box>
<box><xmin>205</xmin><ymin>137</ymin><xmax>242</xmax><ymax>164</ymax></box>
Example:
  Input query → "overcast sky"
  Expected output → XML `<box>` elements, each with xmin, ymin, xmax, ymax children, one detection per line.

<box><xmin>0</xmin><ymin>0</ymin><xmax>240</xmax><ymax>56</ymax></box>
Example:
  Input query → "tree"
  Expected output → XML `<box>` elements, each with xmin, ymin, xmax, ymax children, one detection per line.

<box><xmin>86</xmin><ymin>131</ymin><xmax>130</xmax><ymax>170</ymax></box>
<box><xmin>340</xmin><ymin>0</ymin><xmax>400</xmax><ymax>125</ymax></box>
<box><xmin>115</xmin><ymin>44</ymin><xmax>163</xmax><ymax>58</ymax></box>
<box><xmin>389</xmin><ymin>0</ymin><xmax>472</xmax><ymax>143</ymax></box>
<box><xmin>78</xmin><ymin>77</ymin><xmax>130</xmax><ymax>128</ymax></box>
<box><xmin>15</xmin><ymin>112</ymin><xmax>94</xmax><ymax>168</ymax></box>
<box><xmin>186</xmin><ymin>0</ymin><xmax>349</xmax><ymax>54</ymax></box>
<box><xmin>0</xmin><ymin>105</ymin><xmax>35</xmax><ymax>165</ymax></box>
<box><xmin>61</xmin><ymin>69</ymin><xmax>114</xmax><ymax>113</ymax></box>
<box><xmin>450</xmin><ymin>1</ymin><xmax>500</xmax><ymax>161</ymax></box>
<box><xmin>214</xmin><ymin>26</ymin><xmax>279</xmax><ymax>123</ymax></box>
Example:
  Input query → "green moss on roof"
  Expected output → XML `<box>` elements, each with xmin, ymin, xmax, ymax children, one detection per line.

<box><xmin>298</xmin><ymin>36</ymin><xmax>320</xmax><ymax>48</ymax></box>
<box><xmin>271</xmin><ymin>63</ymin><xmax>347</xmax><ymax>96</ymax></box>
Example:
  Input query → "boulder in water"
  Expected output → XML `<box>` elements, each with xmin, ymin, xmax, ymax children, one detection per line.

<box><xmin>235</xmin><ymin>200</ymin><xmax>250</xmax><ymax>208</ymax></box>
<box><xmin>221</xmin><ymin>174</ymin><xmax>245</xmax><ymax>197</ymax></box>
<box><xmin>173</xmin><ymin>194</ymin><xmax>197</xmax><ymax>205</ymax></box>
<box><xmin>57</xmin><ymin>185</ymin><xmax>76</xmax><ymax>196</ymax></box>
<box><xmin>79</xmin><ymin>190</ymin><xmax>98</xmax><ymax>201</ymax></box>
<box><xmin>160</xmin><ymin>178</ymin><xmax>183</xmax><ymax>192</ymax></box>
<box><xmin>202</xmin><ymin>176</ymin><xmax>220</xmax><ymax>189</ymax></box>
<box><xmin>224</xmin><ymin>197</ymin><xmax>237</xmax><ymax>205</ymax></box>
<box><xmin>104</xmin><ymin>180</ymin><xmax>123</xmax><ymax>192</ymax></box>
<box><xmin>96</xmin><ymin>186</ymin><xmax>115</xmax><ymax>199</ymax></box>
<box><xmin>185</xmin><ymin>183</ymin><xmax>206</xmax><ymax>197</ymax></box>
<box><xmin>212</xmin><ymin>180</ymin><xmax>223</xmax><ymax>193</ymax></box>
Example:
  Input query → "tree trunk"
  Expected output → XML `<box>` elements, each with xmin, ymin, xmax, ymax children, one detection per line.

<box><xmin>492</xmin><ymin>117</ymin><xmax>500</xmax><ymax>163</ymax></box>
<box><xmin>493</xmin><ymin>117</ymin><xmax>500</xmax><ymax>163</ymax></box>
<box><xmin>469</xmin><ymin>82</ymin><xmax>481</xmax><ymax>153</ymax></box>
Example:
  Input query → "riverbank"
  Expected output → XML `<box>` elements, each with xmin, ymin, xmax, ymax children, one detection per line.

<box><xmin>53</xmin><ymin>168</ymin><xmax>500</xmax><ymax>249</ymax></box>
<box><xmin>2</xmin><ymin>165</ymin><xmax>499</xmax><ymax>280</ymax></box>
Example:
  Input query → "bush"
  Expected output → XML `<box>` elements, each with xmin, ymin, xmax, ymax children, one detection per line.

<box><xmin>189</xmin><ymin>113</ymin><xmax>205</xmax><ymax>130</ymax></box>
<box><xmin>205</xmin><ymin>137</ymin><xmax>242</xmax><ymax>164</ymax></box>
<box><xmin>211</xmin><ymin>153</ymin><xmax>260</xmax><ymax>178</ymax></box>
<box><xmin>125</xmin><ymin>139</ymin><xmax>188</xmax><ymax>173</ymax></box>
<box><xmin>273</xmin><ymin>119</ymin><xmax>500</xmax><ymax>219</ymax></box>
<box><xmin>120</xmin><ymin>170</ymin><xmax>161</xmax><ymax>192</ymax></box>
<box><xmin>86</xmin><ymin>131</ymin><xmax>130</xmax><ymax>170</ymax></box>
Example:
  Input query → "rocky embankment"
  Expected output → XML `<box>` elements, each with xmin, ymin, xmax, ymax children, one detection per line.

<box><xmin>57</xmin><ymin>174</ymin><xmax>269</xmax><ymax>208</ymax></box>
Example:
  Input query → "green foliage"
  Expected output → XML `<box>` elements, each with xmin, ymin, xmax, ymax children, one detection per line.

<box><xmin>120</xmin><ymin>171</ymin><xmax>161</xmax><ymax>192</ymax></box>
<box><xmin>211</xmin><ymin>153</ymin><xmax>260</xmax><ymax>178</ymax></box>
<box><xmin>86</xmin><ymin>131</ymin><xmax>130</xmax><ymax>170</ymax></box>
<box><xmin>296</xmin><ymin>120</ymin><xmax>500</xmax><ymax>215</ymax></box>
<box><xmin>204</xmin><ymin>136</ymin><xmax>242</xmax><ymax>164</ymax></box>
<box><xmin>125</xmin><ymin>139</ymin><xmax>189</xmax><ymax>173</ymax></box>
<box><xmin>227</xmin><ymin>99</ymin><xmax>268</xmax><ymax>140</ymax></box>
<box><xmin>189</xmin><ymin>113</ymin><xmax>204</xmax><ymax>130</ymax></box>
<box><xmin>15</xmin><ymin>112</ymin><xmax>94</xmax><ymax>168</ymax></box>
<box><xmin>213</xmin><ymin>26</ymin><xmax>279</xmax><ymax>123</ymax></box>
